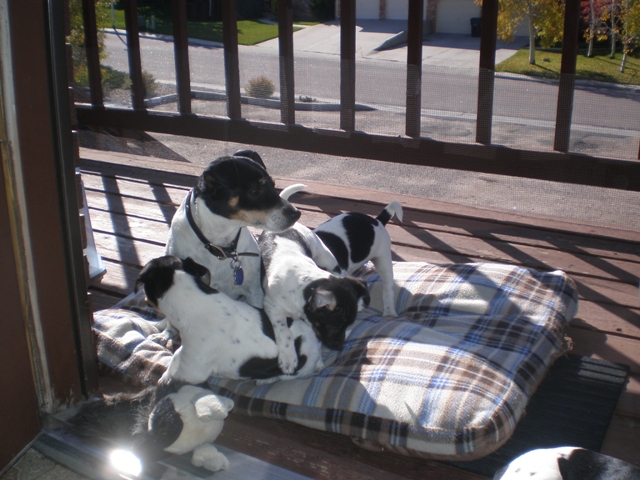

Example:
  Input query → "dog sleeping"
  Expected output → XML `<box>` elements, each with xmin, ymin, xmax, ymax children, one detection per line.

<box><xmin>259</xmin><ymin>223</ymin><xmax>370</xmax><ymax>374</ymax></box>
<box><xmin>165</xmin><ymin>150</ymin><xmax>300</xmax><ymax>310</ymax></box>
<box><xmin>281</xmin><ymin>185</ymin><xmax>402</xmax><ymax>316</ymax></box>
<box><xmin>135</xmin><ymin>256</ymin><xmax>323</xmax><ymax>384</ymax></box>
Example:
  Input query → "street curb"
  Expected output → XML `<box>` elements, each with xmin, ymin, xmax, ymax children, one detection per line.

<box><xmin>145</xmin><ymin>89</ymin><xmax>376</xmax><ymax>112</ymax></box>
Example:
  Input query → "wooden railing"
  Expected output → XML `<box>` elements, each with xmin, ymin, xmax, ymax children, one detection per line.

<box><xmin>75</xmin><ymin>0</ymin><xmax>640</xmax><ymax>191</ymax></box>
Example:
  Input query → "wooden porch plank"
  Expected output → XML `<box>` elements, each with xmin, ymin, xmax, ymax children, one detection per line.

<box><xmin>170</xmin><ymin>0</ymin><xmax>192</xmax><ymax>114</ymax></box>
<box><xmin>216</xmin><ymin>415</ymin><xmax>486</xmax><ymax>480</ymax></box>
<box><xmin>277</xmin><ymin>0</ymin><xmax>295</xmax><ymax>125</ymax></box>
<box><xmin>80</xmin><ymin>0</ymin><xmax>103</xmax><ymax>107</ymax></box>
<box><xmin>221</xmin><ymin>0</ymin><xmax>241</xmax><ymax>120</ymax></box>
<box><xmin>339</xmin><ymin>0</ymin><xmax>356</xmax><ymax>131</ymax></box>
<box><xmin>82</xmin><ymin>169</ymin><xmax>640</xmax><ymax>276</ymax></box>
<box><xmin>122</xmin><ymin>0</ymin><xmax>145</xmax><ymax>110</ymax></box>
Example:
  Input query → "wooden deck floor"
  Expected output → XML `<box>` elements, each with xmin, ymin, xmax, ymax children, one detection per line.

<box><xmin>80</xmin><ymin>148</ymin><xmax>640</xmax><ymax>479</ymax></box>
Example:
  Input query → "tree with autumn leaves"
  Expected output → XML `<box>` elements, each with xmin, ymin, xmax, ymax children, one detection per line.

<box><xmin>476</xmin><ymin>0</ymin><xmax>640</xmax><ymax>70</ymax></box>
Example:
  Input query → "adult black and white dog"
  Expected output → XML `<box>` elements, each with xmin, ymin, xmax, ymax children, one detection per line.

<box><xmin>281</xmin><ymin>185</ymin><xmax>402</xmax><ymax>316</ymax></box>
<box><xmin>493</xmin><ymin>447</ymin><xmax>640</xmax><ymax>479</ymax></box>
<box><xmin>259</xmin><ymin>223</ymin><xmax>370</xmax><ymax>374</ymax></box>
<box><xmin>68</xmin><ymin>384</ymin><xmax>234</xmax><ymax>473</ymax></box>
<box><xmin>165</xmin><ymin>150</ymin><xmax>300</xmax><ymax>310</ymax></box>
<box><xmin>136</xmin><ymin>256</ymin><xmax>324</xmax><ymax>384</ymax></box>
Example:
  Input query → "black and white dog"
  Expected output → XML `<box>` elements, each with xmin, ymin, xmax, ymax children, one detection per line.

<box><xmin>493</xmin><ymin>447</ymin><xmax>640</xmax><ymax>479</ymax></box>
<box><xmin>259</xmin><ymin>223</ymin><xmax>370</xmax><ymax>374</ymax></box>
<box><xmin>68</xmin><ymin>384</ymin><xmax>234</xmax><ymax>473</ymax></box>
<box><xmin>165</xmin><ymin>150</ymin><xmax>300</xmax><ymax>311</ymax></box>
<box><xmin>135</xmin><ymin>256</ymin><xmax>323</xmax><ymax>384</ymax></box>
<box><xmin>281</xmin><ymin>185</ymin><xmax>402</xmax><ymax>316</ymax></box>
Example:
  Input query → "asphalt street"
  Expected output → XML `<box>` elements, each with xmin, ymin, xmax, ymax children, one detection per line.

<box><xmin>89</xmin><ymin>22</ymin><xmax>639</xmax><ymax>230</ymax></box>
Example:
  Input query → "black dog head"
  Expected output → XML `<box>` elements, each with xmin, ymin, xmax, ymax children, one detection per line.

<box><xmin>303</xmin><ymin>277</ymin><xmax>370</xmax><ymax>350</ymax></box>
<box><xmin>135</xmin><ymin>256</ymin><xmax>215</xmax><ymax>307</ymax></box>
<box><xmin>194</xmin><ymin>150</ymin><xmax>300</xmax><ymax>232</ymax></box>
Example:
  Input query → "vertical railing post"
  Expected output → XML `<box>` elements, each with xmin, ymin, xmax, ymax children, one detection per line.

<box><xmin>81</xmin><ymin>0</ymin><xmax>104</xmax><ymax>107</ymax></box>
<box><xmin>340</xmin><ymin>0</ymin><xmax>356</xmax><ymax>132</ymax></box>
<box><xmin>171</xmin><ymin>0</ymin><xmax>192</xmax><ymax>114</ymax></box>
<box><xmin>553</xmin><ymin>0</ymin><xmax>580</xmax><ymax>152</ymax></box>
<box><xmin>475</xmin><ymin>0</ymin><xmax>498</xmax><ymax>144</ymax></box>
<box><xmin>278</xmin><ymin>0</ymin><xmax>295</xmax><ymax>125</ymax></box>
<box><xmin>406</xmin><ymin>0</ymin><xmax>424</xmax><ymax>138</ymax></box>
<box><xmin>123</xmin><ymin>0</ymin><xmax>146</xmax><ymax>110</ymax></box>
<box><xmin>222</xmin><ymin>0</ymin><xmax>242</xmax><ymax>120</ymax></box>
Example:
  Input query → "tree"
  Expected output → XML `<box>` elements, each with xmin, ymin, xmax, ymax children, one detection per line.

<box><xmin>619</xmin><ymin>0</ymin><xmax>640</xmax><ymax>70</ymax></box>
<box><xmin>582</xmin><ymin>0</ymin><xmax>611</xmax><ymax>57</ymax></box>
<box><xmin>476</xmin><ymin>0</ymin><xmax>565</xmax><ymax>65</ymax></box>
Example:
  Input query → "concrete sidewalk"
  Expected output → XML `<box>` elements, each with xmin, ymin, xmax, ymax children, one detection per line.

<box><xmin>255</xmin><ymin>20</ymin><xmax>528</xmax><ymax>68</ymax></box>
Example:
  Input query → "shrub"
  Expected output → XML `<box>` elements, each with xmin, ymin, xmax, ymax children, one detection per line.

<box><xmin>245</xmin><ymin>76</ymin><xmax>275</xmax><ymax>98</ymax></box>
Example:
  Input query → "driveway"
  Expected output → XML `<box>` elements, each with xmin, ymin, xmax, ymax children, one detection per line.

<box><xmin>256</xmin><ymin>20</ymin><xmax>528</xmax><ymax>68</ymax></box>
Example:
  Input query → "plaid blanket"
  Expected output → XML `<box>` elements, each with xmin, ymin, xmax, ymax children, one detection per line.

<box><xmin>93</xmin><ymin>261</ymin><xmax>578</xmax><ymax>461</ymax></box>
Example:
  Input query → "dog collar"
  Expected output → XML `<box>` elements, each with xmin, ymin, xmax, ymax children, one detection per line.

<box><xmin>184</xmin><ymin>189</ymin><xmax>259</xmax><ymax>285</ymax></box>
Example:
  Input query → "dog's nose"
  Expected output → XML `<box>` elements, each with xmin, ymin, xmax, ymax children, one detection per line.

<box><xmin>286</xmin><ymin>206</ymin><xmax>301</xmax><ymax>222</ymax></box>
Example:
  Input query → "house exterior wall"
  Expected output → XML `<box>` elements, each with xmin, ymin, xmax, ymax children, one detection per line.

<box><xmin>436</xmin><ymin>0</ymin><xmax>481</xmax><ymax>34</ymax></box>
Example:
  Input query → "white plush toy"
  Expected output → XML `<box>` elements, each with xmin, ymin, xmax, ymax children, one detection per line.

<box><xmin>69</xmin><ymin>384</ymin><xmax>235</xmax><ymax>473</ymax></box>
<box><xmin>158</xmin><ymin>385</ymin><xmax>234</xmax><ymax>471</ymax></box>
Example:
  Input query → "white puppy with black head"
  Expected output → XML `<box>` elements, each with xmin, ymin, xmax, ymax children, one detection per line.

<box><xmin>135</xmin><ymin>256</ymin><xmax>323</xmax><ymax>384</ymax></box>
<box><xmin>282</xmin><ymin>185</ymin><xmax>402</xmax><ymax>317</ymax></box>
<box><xmin>259</xmin><ymin>223</ymin><xmax>370</xmax><ymax>374</ymax></box>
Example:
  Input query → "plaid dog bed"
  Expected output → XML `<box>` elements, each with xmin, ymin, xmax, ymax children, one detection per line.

<box><xmin>93</xmin><ymin>261</ymin><xmax>578</xmax><ymax>461</ymax></box>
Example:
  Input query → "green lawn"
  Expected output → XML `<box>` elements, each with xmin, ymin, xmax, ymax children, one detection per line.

<box><xmin>105</xmin><ymin>8</ymin><xmax>292</xmax><ymax>45</ymax></box>
<box><xmin>496</xmin><ymin>47</ymin><xmax>640</xmax><ymax>85</ymax></box>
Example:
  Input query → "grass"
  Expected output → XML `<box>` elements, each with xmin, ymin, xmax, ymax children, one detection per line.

<box><xmin>496</xmin><ymin>47</ymin><xmax>640</xmax><ymax>85</ymax></box>
<box><xmin>104</xmin><ymin>8</ymin><xmax>301</xmax><ymax>45</ymax></box>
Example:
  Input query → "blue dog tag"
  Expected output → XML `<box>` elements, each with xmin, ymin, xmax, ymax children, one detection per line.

<box><xmin>234</xmin><ymin>264</ymin><xmax>244</xmax><ymax>285</ymax></box>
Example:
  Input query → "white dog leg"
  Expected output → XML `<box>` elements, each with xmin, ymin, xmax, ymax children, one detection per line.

<box><xmin>371</xmin><ymin>256</ymin><xmax>397</xmax><ymax>317</ymax></box>
<box><xmin>158</xmin><ymin>346</ymin><xmax>183</xmax><ymax>384</ymax></box>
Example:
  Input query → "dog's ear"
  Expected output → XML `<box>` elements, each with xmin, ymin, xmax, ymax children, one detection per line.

<box><xmin>309</xmin><ymin>288</ymin><xmax>337</xmax><ymax>311</ymax></box>
<box><xmin>181</xmin><ymin>257</ymin><xmax>211</xmax><ymax>285</ymax></box>
<box><xmin>350</xmin><ymin>278</ymin><xmax>371</xmax><ymax>306</ymax></box>
<box><xmin>233</xmin><ymin>149</ymin><xmax>266</xmax><ymax>169</ymax></box>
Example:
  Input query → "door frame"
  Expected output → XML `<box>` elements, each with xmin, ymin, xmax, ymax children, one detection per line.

<box><xmin>0</xmin><ymin>0</ymin><xmax>97</xmax><ymax>470</ymax></box>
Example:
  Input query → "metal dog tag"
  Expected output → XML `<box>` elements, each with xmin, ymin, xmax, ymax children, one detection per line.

<box><xmin>231</xmin><ymin>257</ymin><xmax>244</xmax><ymax>285</ymax></box>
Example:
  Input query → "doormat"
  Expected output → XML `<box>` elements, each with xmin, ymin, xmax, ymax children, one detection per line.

<box><xmin>449</xmin><ymin>354</ymin><xmax>630</xmax><ymax>478</ymax></box>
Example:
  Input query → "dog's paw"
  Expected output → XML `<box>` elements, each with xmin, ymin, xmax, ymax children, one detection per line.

<box><xmin>191</xmin><ymin>444</ymin><xmax>229</xmax><ymax>471</ymax></box>
<box><xmin>278</xmin><ymin>345</ymin><xmax>298</xmax><ymax>375</ymax></box>
<box><xmin>158</xmin><ymin>370</ymin><xmax>172</xmax><ymax>385</ymax></box>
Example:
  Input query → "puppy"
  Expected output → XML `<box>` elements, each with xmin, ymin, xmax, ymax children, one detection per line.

<box><xmin>282</xmin><ymin>185</ymin><xmax>402</xmax><ymax>316</ymax></box>
<box><xmin>493</xmin><ymin>447</ymin><xmax>640</xmax><ymax>479</ymax></box>
<box><xmin>259</xmin><ymin>223</ymin><xmax>370</xmax><ymax>374</ymax></box>
<box><xmin>68</xmin><ymin>384</ymin><xmax>234</xmax><ymax>473</ymax></box>
<box><xmin>165</xmin><ymin>150</ymin><xmax>300</xmax><ymax>311</ymax></box>
<box><xmin>136</xmin><ymin>256</ymin><xmax>323</xmax><ymax>384</ymax></box>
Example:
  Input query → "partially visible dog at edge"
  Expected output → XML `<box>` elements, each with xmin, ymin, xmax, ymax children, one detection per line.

<box><xmin>136</xmin><ymin>256</ymin><xmax>323</xmax><ymax>385</ymax></box>
<box><xmin>164</xmin><ymin>149</ymin><xmax>300</xmax><ymax>311</ymax></box>
<box><xmin>259</xmin><ymin>220</ymin><xmax>370</xmax><ymax>374</ymax></box>
<box><xmin>282</xmin><ymin>184</ymin><xmax>403</xmax><ymax>317</ymax></box>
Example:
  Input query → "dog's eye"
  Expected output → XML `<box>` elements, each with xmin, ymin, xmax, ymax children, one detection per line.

<box><xmin>249</xmin><ymin>186</ymin><xmax>262</xmax><ymax>196</ymax></box>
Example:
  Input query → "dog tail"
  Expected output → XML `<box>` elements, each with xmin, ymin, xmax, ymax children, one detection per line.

<box><xmin>279</xmin><ymin>183</ymin><xmax>307</xmax><ymax>200</ymax></box>
<box><xmin>376</xmin><ymin>200</ymin><xmax>403</xmax><ymax>225</ymax></box>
